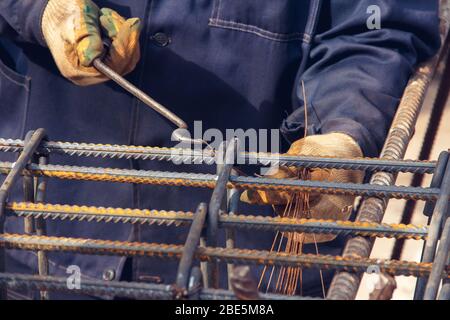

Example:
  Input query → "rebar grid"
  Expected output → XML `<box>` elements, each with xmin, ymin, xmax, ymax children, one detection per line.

<box><xmin>0</xmin><ymin>149</ymin><xmax>448</xmax><ymax>299</ymax></box>
<box><xmin>0</xmin><ymin>136</ymin><xmax>448</xmax><ymax>300</ymax></box>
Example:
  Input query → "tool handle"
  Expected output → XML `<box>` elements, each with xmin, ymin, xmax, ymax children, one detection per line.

<box><xmin>92</xmin><ymin>39</ymin><xmax>208</xmax><ymax>145</ymax></box>
<box><xmin>93</xmin><ymin>59</ymin><xmax>188</xmax><ymax>129</ymax></box>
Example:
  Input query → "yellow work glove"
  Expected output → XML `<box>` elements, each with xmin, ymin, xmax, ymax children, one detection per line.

<box><xmin>241</xmin><ymin>133</ymin><xmax>364</xmax><ymax>243</ymax></box>
<box><xmin>42</xmin><ymin>0</ymin><xmax>141</xmax><ymax>86</ymax></box>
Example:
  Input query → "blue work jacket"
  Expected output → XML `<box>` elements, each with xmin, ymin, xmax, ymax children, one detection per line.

<box><xmin>0</xmin><ymin>0</ymin><xmax>440</xmax><ymax>299</ymax></box>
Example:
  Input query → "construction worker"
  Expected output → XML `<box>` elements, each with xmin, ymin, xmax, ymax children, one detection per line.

<box><xmin>0</xmin><ymin>0</ymin><xmax>440</xmax><ymax>299</ymax></box>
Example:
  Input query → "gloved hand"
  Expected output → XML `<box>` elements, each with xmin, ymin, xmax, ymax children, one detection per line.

<box><xmin>241</xmin><ymin>133</ymin><xmax>364</xmax><ymax>243</ymax></box>
<box><xmin>42</xmin><ymin>0</ymin><xmax>141</xmax><ymax>86</ymax></box>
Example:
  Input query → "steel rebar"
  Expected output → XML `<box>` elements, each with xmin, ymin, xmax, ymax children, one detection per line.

<box><xmin>328</xmin><ymin>32</ymin><xmax>446</xmax><ymax>299</ymax></box>
<box><xmin>7</xmin><ymin>202</ymin><xmax>428</xmax><ymax>239</ymax></box>
<box><xmin>0</xmin><ymin>272</ymin><xmax>313</xmax><ymax>300</ymax></box>
<box><xmin>0</xmin><ymin>233</ymin><xmax>446</xmax><ymax>278</ymax></box>
<box><xmin>0</xmin><ymin>162</ymin><xmax>440</xmax><ymax>201</ymax></box>
<box><xmin>0</xmin><ymin>138</ymin><xmax>437</xmax><ymax>174</ymax></box>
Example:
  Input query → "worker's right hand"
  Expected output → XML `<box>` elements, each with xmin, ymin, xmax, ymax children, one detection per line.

<box><xmin>42</xmin><ymin>0</ymin><xmax>141</xmax><ymax>86</ymax></box>
<box><xmin>240</xmin><ymin>133</ymin><xmax>365</xmax><ymax>244</ymax></box>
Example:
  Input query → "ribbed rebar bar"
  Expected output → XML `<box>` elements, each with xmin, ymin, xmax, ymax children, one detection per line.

<box><xmin>0</xmin><ymin>272</ymin><xmax>313</xmax><ymax>300</ymax></box>
<box><xmin>0</xmin><ymin>162</ymin><xmax>440</xmax><ymax>201</ymax></box>
<box><xmin>328</xmin><ymin>31</ymin><xmax>446</xmax><ymax>299</ymax></box>
<box><xmin>6</xmin><ymin>202</ymin><xmax>428</xmax><ymax>239</ymax></box>
<box><xmin>0</xmin><ymin>139</ymin><xmax>436</xmax><ymax>173</ymax></box>
<box><xmin>0</xmin><ymin>234</ymin><xmax>446</xmax><ymax>278</ymax></box>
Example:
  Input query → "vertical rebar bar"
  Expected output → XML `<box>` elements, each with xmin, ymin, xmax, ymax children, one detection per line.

<box><xmin>416</xmin><ymin>159</ymin><xmax>450</xmax><ymax>299</ymax></box>
<box><xmin>413</xmin><ymin>152</ymin><xmax>449</xmax><ymax>299</ymax></box>
<box><xmin>327</xmin><ymin>53</ymin><xmax>441</xmax><ymax>300</ymax></box>
<box><xmin>206</xmin><ymin>140</ymin><xmax>236</xmax><ymax>288</ymax></box>
<box><xmin>226</xmin><ymin>180</ymin><xmax>240</xmax><ymax>289</ymax></box>
<box><xmin>424</xmin><ymin>217</ymin><xmax>450</xmax><ymax>299</ymax></box>
<box><xmin>175</xmin><ymin>203</ymin><xmax>207</xmax><ymax>297</ymax></box>
<box><xmin>0</xmin><ymin>129</ymin><xmax>47</xmax><ymax>300</ymax></box>
<box><xmin>35</xmin><ymin>155</ymin><xmax>50</xmax><ymax>300</ymax></box>
<box><xmin>22</xmin><ymin>132</ymin><xmax>36</xmax><ymax>235</ymax></box>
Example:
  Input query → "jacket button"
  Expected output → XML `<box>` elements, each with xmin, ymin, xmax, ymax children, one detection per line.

<box><xmin>102</xmin><ymin>269</ymin><xmax>116</xmax><ymax>281</ymax></box>
<box><xmin>151</xmin><ymin>32</ymin><xmax>171</xmax><ymax>47</ymax></box>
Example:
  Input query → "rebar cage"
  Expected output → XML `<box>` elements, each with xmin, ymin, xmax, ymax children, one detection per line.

<box><xmin>0</xmin><ymin>126</ymin><xmax>448</xmax><ymax>300</ymax></box>
<box><xmin>0</xmin><ymin>1</ymin><xmax>449</xmax><ymax>302</ymax></box>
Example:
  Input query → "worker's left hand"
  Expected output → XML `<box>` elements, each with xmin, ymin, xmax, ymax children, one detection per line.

<box><xmin>240</xmin><ymin>133</ymin><xmax>364</xmax><ymax>243</ymax></box>
<box><xmin>42</xmin><ymin>0</ymin><xmax>142</xmax><ymax>86</ymax></box>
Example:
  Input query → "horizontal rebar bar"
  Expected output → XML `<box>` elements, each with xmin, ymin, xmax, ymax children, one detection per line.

<box><xmin>0</xmin><ymin>139</ymin><xmax>436</xmax><ymax>173</ymax></box>
<box><xmin>220</xmin><ymin>214</ymin><xmax>428</xmax><ymax>240</ymax></box>
<box><xmin>0</xmin><ymin>233</ymin><xmax>446</xmax><ymax>278</ymax></box>
<box><xmin>0</xmin><ymin>272</ymin><xmax>313</xmax><ymax>300</ymax></box>
<box><xmin>7</xmin><ymin>202</ymin><xmax>428</xmax><ymax>239</ymax></box>
<box><xmin>8</xmin><ymin>203</ymin><xmax>194</xmax><ymax>226</ymax></box>
<box><xmin>0</xmin><ymin>162</ymin><xmax>440</xmax><ymax>201</ymax></box>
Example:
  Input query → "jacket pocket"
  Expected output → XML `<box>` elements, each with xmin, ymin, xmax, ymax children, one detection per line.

<box><xmin>208</xmin><ymin>0</ymin><xmax>310</xmax><ymax>42</ymax></box>
<box><xmin>0</xmin><ymin>56</ymin><xmax>31</xmax><ymax>140</ymax></box>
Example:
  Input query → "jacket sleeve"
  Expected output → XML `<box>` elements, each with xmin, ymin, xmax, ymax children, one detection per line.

<box><xmin>280</xmin><ymin>0</ymin><xmax>441</xmax><ymax>157</ymax></box>
<box><xmin>0</xmin><ymin>0</ymin><xmax>49</xmax><ymax>46</ymax></box>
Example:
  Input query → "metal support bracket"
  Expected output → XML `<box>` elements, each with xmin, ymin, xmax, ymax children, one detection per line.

<box><xmin>0</xmin><ymin>128</ymin><xmax>47</xmax><ymax>299</ymax></box>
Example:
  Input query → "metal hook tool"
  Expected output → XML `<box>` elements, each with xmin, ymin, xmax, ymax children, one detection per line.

<box><xmin>93</xmin><ymin>46</ymin><xmax>207</xmax><ymax>146</ymax></box>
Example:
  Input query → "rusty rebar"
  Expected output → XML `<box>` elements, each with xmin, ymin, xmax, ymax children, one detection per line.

<box><xmin>6</xmin><ymin>202</ymin><xmax>428</xmax><ymax>239</ymax></box>
<box><xmin>328</xmin><ymin>30</ymin><xmax>448</xmax><ymax>299</ymax></box>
